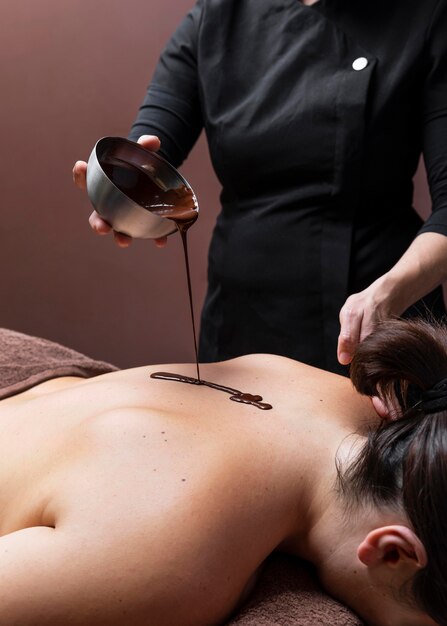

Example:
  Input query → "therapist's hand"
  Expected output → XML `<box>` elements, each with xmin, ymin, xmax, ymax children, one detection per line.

<box><xmin>337</xmin><ymin>275</ymin><xmax>396</xmax><ymax>366</ymax></box>
<box><xmin>371</xmin><ymin>395</ymin><xmax>402</xmax><ymax>420</ymax></box>
<box><xmin>337</xmin><ymin>232</ymin><xmax>447</xmax><ymax>365</ymax></box>
<box><xmin>72</xmin><ymin>134</ymin><xmax>168</xmax><ymax>249</ymax></box>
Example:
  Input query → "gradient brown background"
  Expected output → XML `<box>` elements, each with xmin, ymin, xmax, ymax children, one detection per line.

<box><xmin>0</xmin><ymin>0</ymin><xmax>431</xmax><ymax>368</ymax></box>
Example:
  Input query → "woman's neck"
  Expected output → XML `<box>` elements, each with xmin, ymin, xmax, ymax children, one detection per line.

<box><xmin>296</xmin><ymin>440</ymin><xmax>433</xmax><ymax>626</ymax></box>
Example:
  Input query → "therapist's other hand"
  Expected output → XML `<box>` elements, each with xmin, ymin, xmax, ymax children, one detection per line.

<box><xmin>338</xmin><ymin>232</ymin><xmax>447</xmax><ymax>365</ymax></box>
<box><xmin>371</xmin><ymin>395</ymin><xmax>402</xmax><ymax>421</ymax></box>
<box><xmin>337</xmin><ymin>276</ymin><xmax>395</xmax><ymax>365</ymax></box>
<box><xmin>72</xmin><ymin>135</ymin><xmax>168</xmax><ymax>249</ymax></box>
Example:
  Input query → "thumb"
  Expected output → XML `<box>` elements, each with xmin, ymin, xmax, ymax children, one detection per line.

<box><xmin>137</xmin><ymin>134</ymin><xmax>161</xmax><ymax>152</ymax></box>
<box><xmin>337</xmin><ymin>308</ymin><xmax>363</xmax><ymax>365</ymax></box>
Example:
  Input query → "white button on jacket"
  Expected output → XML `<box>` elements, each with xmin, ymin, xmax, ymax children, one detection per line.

<box><xmin>352</xmin><ymin>57</ymin><xmax>369</xmax><ymax>71</ymax></box>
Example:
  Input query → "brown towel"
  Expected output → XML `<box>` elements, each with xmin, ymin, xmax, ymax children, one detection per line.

<box><xmin>0</xmin><ymin>328</ymin><xmax>364</xmax><ymax>625</ymax></box>
<box><xmin>0</xmin><ymin>327</ymin><xmax>118</xmax><ymax>399</ymax></box>
<box><xmin>226</xmin><ymin>553</ymin><xmax>364</xmax><ymax>625</ymax></box>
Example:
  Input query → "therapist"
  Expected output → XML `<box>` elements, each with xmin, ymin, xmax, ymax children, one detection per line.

<box><xmin>74</xmin><ymin>0</ymin><xmax>447</xmax><ymax>375</ymax></box>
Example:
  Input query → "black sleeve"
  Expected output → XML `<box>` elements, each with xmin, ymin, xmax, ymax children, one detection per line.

<box><xmin>128</xmin><ymin>0</ymin><xmax>204</xmax><ymax>167</ymax></box>
<box><xmin>419</xmin><ymin>0</ymin><xmax>447</xmax><ymax>236</ymax></box>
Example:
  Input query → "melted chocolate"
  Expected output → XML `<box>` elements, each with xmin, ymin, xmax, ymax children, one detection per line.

<box><xmin>108</xmin><ymin>156</ymin><xmax>273</xmax><ymax>410</ymax></box>
<box><xmin>104</xmin><ymin>153</ymin><xmax>201</xmax><ymax>379</ymax></box>
<box><xmin>150</xmin><ymin>202</ymin><xmax>200</xmax><ymax>381</ymax></box>
<box><xmin>150</xmin><ymin>372</ymin><xmax>273</xmax><ymax>410</ymax></box>
<box><xmin>148</xmin><ymin>196</ymin><xmax>273</xmax><ymax>410</ymax></box>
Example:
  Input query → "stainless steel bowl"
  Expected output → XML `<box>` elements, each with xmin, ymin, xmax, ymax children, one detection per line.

<box><xmin>86</xmin><ymin>137</ymin><xmax>198</xmax><ymax>239</ymax></box>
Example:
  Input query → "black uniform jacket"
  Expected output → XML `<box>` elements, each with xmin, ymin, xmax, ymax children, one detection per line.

<box><xmin>129</xmin><ymin>0</ymin><xmax>447</xmax><ymax>373</ymax></box>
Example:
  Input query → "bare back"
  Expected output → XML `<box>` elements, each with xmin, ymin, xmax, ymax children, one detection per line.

<box><xmin>0</xmin><ymin>354</ymin><xmax>376</xmax><ymax>625</ymax></box>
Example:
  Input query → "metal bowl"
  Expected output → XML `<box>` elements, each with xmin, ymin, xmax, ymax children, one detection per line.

<box><xmin>86</xmin><ymin>137</ymin><xmax>198</xmax><ymax>239</ymax></box>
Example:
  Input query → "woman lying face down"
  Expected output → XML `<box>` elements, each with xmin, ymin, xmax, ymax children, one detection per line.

<box><xmin>0</xmin><ymin>318</ymin><xmax>444</xmax><ymax>626</ymax></box>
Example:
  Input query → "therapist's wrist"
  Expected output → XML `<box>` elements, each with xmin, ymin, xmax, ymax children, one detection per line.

<box><xmin>379</xmin><ymin>232</ymin><xmax>447</xmax><ymax>316</ymax></box>
<box><xmin>378</xmin><ymin>266</ymin><xmax>424</xmax><ymax>317</ymax></box>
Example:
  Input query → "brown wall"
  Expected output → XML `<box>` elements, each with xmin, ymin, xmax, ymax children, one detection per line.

<box><xmin>0</xmin><ymin>1</ymin><xmax>432</xmax><ymax>368</ymax></box>
<box><xmin>0</xmin><ymin>0</ymin><xmax>220</xmax><ymax>367</ymax></box>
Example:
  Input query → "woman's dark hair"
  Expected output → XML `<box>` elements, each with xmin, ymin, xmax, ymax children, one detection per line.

<box><xmin>338</xmin><ymin>317</ymin><xmax>447</xmax><ymax>625</ymax></box>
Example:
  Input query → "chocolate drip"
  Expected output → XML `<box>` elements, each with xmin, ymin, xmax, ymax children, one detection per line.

<box><xmin>144</xmin><ymin>185</ymin><xmax>273</xmax><ymax>410</ymax></box>
<box><xmin>149</xmin><ymin>202</ymin><xmax>200</xmax><ymax>381</ymax></box>
<box><xmin>102</xmin><ymin>153</ymin><xmax>201</xmax><ymax>379</ymax></box>
<box><xmin>150</xmin><ymin>371</ymin><xmax>273</xmax><ymax>411</ymax></box>
<box><xmin>105</xmin><ymin>155</ymin><xmax>272</xmax><ymax>409</ymax></box>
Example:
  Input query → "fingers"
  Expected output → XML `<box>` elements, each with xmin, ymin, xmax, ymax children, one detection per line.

<box><xmin>337</xmin><ymin>284</ymin><xmax>389</xmax><ymax>365</ymax></box>
<box><xmin>88</xmin><ymin>212</ymin><xmax>132</xmax><ymax>247</ymax></box>
<box><xmin>89</xmin><ymin>211</ymin><xmax>112</xmax><ymax>235</ymax></box>
<box><xmin>371</xmin><ymin>395</ymin><xmax>403</xmax><ymax>421</ymax></box>
<box><xmin>73</xmin><ymin>161</ymin><xmax>88</xmax><ymax>190</ymax></box>
<box><xmin>371</xmin><ymin>396</ymin><xmax>390</xmax><ymax>419</ymax></box>
<box><xmin>137</xmin><ymin>134</ymin><xmax>161</xmax><ymax>152</ymax></box>
<box><xmin>337</xmin><ymin>302</ymin><xmax>363</xmax><ymax>365</ymax></box>
<box><xmin>89</xmin><ymin>212</ymin><xmax>132</xmax><ymax>247</ymax></box>
<box><xmin>113</xmin><ymin>232</ymin><xmax>132</xmax><ymax>248</ymax></box>
<box><xmin>154</xmin><ymin>237</ymin><xmax>168</xmax><ymax>248</ymax></box>
<box><xmin>371</xmin><ymin>396</ymin><xmax>396</xmax><ymax>420</ymax></box>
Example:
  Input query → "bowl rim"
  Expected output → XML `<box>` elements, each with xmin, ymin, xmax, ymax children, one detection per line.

<box><xmin>94</xmin><ymin>136</ymin><xmax>199</xmax><ymax>214</ymax></box>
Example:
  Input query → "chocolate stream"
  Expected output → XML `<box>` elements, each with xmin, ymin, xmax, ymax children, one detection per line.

<box><xmin>108</xmin><ymin>157</ymin><xmax>273</xmax><ymax>410</ymax></box>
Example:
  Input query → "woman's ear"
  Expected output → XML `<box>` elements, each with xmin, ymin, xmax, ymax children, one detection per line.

<box><xmin>357</xmin><ymin>525</ymin><xmax>427</xmax><ymax>570</ymax></box>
